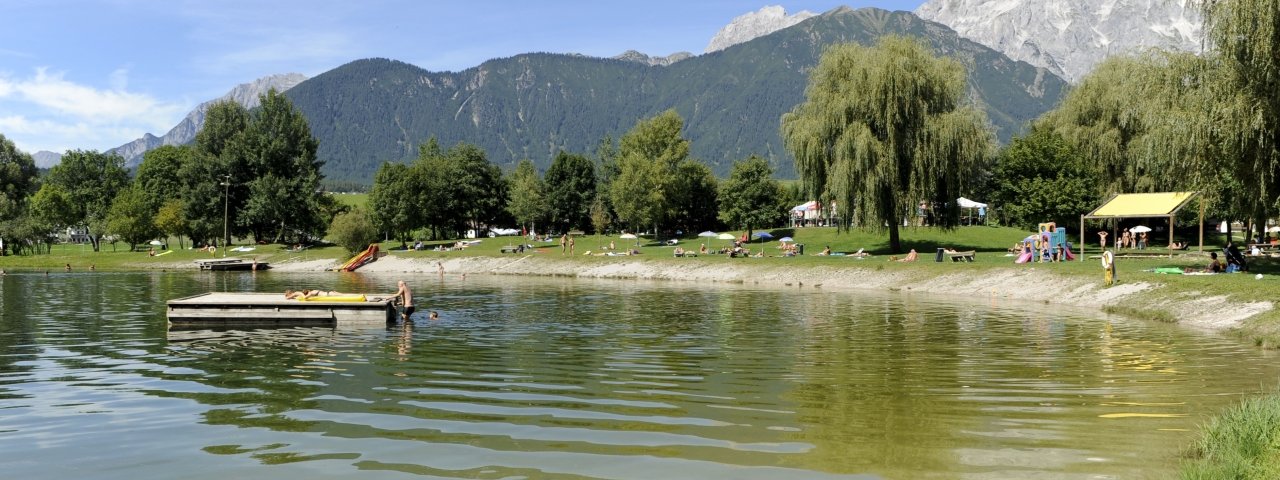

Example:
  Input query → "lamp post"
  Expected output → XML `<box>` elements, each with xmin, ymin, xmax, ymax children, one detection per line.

<box><xmin>220</xmin><ymin>174</ymin><xmax>231</xmax><ymax>258</ymax></box>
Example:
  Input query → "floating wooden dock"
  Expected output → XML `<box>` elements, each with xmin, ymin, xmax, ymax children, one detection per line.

<box><xmin>167</xmin><ymin>292</ymin><xmax>397</xmax><ymax>328</ymax></box>
<box><xmin>194</xmin><ymin>258</ymin><xmax>269</xmax><ymax>271</ymax></box>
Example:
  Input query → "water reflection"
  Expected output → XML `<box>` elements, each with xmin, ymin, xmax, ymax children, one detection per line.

<box><xmin>0</xmin><ymin>272</ymin><xmax>1275</xmax><ymax>479</ymax></box>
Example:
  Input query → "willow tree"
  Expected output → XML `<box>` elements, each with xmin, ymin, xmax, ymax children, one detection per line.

<box><xmin>1203</xmin><ymin>0</ymin><xmax>1280</xmax><ymax>235</ymax></box>
<box><xmin>1039</xmin><ymin>52</ymin><xmax>1214</xmax><ymax>199</ymax></box>
<box><xmin>781</xmin><ymin>36</ymin><xmax>992</xmax><ymax>253</ymax></box>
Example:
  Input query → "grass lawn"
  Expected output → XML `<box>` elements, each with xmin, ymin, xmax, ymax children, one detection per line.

<box><xmin>330</xmin><ymin>192</ymin><xmax>368</xmax><ymax>211</ymax></box>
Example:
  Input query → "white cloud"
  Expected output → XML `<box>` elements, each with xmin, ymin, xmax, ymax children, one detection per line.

<box><xmin>10</xmin><ymin>68</ymin><xmax>183</xmax><ymax>125</ymax></box>
<box><xmin>0</xmin><ymin>68</ymin><xmax>188</xmax><ymax>153</ymax></box>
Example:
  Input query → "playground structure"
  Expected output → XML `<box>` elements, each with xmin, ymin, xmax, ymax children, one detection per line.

<box><xmin>1015</xmin><ymin>222</ymin><xmax>1076</xmax><ymax>263</ymax></box>
<box><xmin>335</xmin><ymin>244</ymin><xmax>379</xmax><ymax>272</ymax></box>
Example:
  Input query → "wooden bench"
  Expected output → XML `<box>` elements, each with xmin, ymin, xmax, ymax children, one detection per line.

<box><xmin>500</xmin><ymin>245</ymin><xmax>521</xmax><ymax>254</ymax></box>
<box><xmin>946</xmin><ymin>250</ymin><xmax>976</xmax><ymax>262</ymax></box>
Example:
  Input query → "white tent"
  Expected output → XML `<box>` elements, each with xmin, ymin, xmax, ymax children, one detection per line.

<box><xmin>957</xmin><ymin>197</ymin><xmax>987</xmax><ymax>225</ymax></box>
<box><xmin>791</xmin><ymin>201</ymin><xmax>818</xmax><ymax>212</ymax></box>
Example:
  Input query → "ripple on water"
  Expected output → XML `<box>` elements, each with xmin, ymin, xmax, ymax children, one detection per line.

<box><xmin>1</xmin><ymin>273</ymin><xmax>1277</xmax><ymax>479</ymax></box>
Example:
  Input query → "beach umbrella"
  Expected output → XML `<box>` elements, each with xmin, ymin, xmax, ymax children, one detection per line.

<box><xmin>753</xmin><ymin>232</ymin><xmax>773</xmax><ymax>244</ymax></box>
<box><xmin>1130</xmin><ymin>225</ymin><xmax>1152</xmax><ymax>233</ymax></box>
<box><xmin>698</xmin><ymin>231</ymin><xmax>718</xmax><ymax>238</ymax></box>
<box><xmin>779</xmin><ymin>237</ymin><xmax>793</xmax><ymax>243</ymax></box>
<box><xmin>620</xmin><ymin>233</ymin><xmax>637</xmax><ymax>239</ymax></box>
<box><xmin>1268</xmin><ymin>226</ymin><xmax>1280</xmax><ymax>233</ymax></box>
<box><xmin>717</xmin><ymin>233</ymin><xmax>735</xmax><ymax>240</ymax></box>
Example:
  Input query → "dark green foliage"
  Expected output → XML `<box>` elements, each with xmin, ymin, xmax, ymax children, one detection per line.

<box><xmin>328</xmin><ymin>209</ymin><xmax>380</xmax><ymax>254</ymax></box>
<box><xmin>544</xmin><ymin>151</ymin><xmax>595</xmax><ymax>233</ymax></box>
<box><xmin>506</xmin><ymin>159</ymin><xmax>546</xmax><ymax>231</ymax></box>
<box><xmin>719</xmin><ymin>156</ymin><xmax>786</xmax><ymax>235</ymax></box>
<box><xmin>106</xmin><ymin>185</ymin><xmax>159</xmax><ymax>250</ymax></box>
<box><xmin>44</xmin><ymin>150</ymin><xmax>129</xmax><ymax>251</ymax></box>
<box><xmin>283</xmin><ymin>9</ymin><xmax>1066</xmax><ymax>184</ymax></box>
<box><xmin>135</xmin><ymin>145</ymin><xmax>193</xmax><ymax>211</ymax></box>
<box><xmin>367</xmin><ymin>162</ymin><xmax>418</xmax><ymax>245</ymax></box>
<box><xmin>181</xmin><ymin>91</ymin><xmax>327</xmax><ymax>246</ymax></box>
<box><xmin>368</xmin><ymin>140</ymin><xmax>510</xmax><ymax>241</ymax></box>
<box><xmin>669</xmin><ymin>160</ymin><xmax>719</xmax><ymax>235</ymax></box>
<box><xmin>235</xmin><ymin>89</ymin><xmax>325</xmax><ymax>242</ymax></box>
<box><xmin>0</xmin><ymin>134</ymin><xmax>38</xmax><ymax>222</ymax></box>
<box><xmin>989</xmin><ymin>129</ymin><xmax>1098</xmax><ymax>230</ymax></box>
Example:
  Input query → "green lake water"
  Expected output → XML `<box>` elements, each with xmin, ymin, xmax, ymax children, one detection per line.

<box><xmin>0</xmin><ymin>271</ymin><xmax>1276</xmax><ymax>479</ymax></box>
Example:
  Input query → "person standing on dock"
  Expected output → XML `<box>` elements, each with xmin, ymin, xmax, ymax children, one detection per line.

<box><xmin>393</xmin><ymin>280</ymin><xmax>414</xmax><ymax>322</ymax></box>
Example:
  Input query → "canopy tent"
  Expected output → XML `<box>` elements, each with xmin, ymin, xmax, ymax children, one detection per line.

<box><xmin>1079</xmin><ymin>191</ymin><xmax>1202</xmax><ymax>260</ymax></box>
<box><xmin>790</xmin><ymin>200</ymin><xmax>822</xmax><ymax>224</ymax></box>
<box><xmin>791</xmin><ymin>201</ymin><xmax>818</xmax><ymax>212</ymax></box>
<box><xmin>957</xmin><ymin>197</ymin><xmax>987</xmax><ymax>225</ymax></box>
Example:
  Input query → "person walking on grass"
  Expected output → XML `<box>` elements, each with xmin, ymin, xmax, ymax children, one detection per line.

<box><xmin>560</xmin><ymin>234</ymin><xmax>567</xmax><ymax>255</ymax></box>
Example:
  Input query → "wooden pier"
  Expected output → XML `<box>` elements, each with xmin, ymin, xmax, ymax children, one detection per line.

<box><xmin>194</xmin><ymin>258</ymin><xmax>269</xmax><ymax>271</ymax></box>
<box><xmin>167</xmin><ymin>292</ymin><xmax>397</xmax><ymax>328</ymax></box>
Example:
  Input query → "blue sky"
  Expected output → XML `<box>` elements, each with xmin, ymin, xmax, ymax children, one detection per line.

<box><xmin>0</xmin><ymin>1</ymin><xmax>924</xmax><ymax>154</ymax></box>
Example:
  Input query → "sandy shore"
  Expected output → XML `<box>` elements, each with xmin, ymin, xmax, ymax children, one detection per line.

<box><xmin>262</xmin><ymin>252</ymin><xmax>1273</xmax><ymax>332</ymax></box>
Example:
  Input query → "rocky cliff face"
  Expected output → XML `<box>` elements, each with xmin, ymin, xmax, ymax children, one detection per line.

<box><xmin>31</xmin><ymin>150</ymin><xmax>62</xmax><ymax>169</ymax></box>
<box><xmin>915</xmin><ymin>0</ymin><xmax>1202</xmax><ymax>83</ymax></box>
<box><xmin>612</xmin><ymin>50</ymin><xmax>693</xmax><ymax>67</ymax></box>
<box><xmin>108</xmin><ymin>73</ymin><xmax>308</xmax><ymax>167</ymax></box>
<box><xmin>705</xmin><ymin>5</ymin><xmax>816</xmax><ymax>53</ymax></box>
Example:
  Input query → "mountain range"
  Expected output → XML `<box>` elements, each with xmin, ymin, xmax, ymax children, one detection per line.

<box><xmin>91</xmin><ymin>5</ymin><xmax>1071</xmax><ymax>184</ymax></box>
<box><xmin>915</xmin><ymin>0</ymin><xmax>1203</xmax><ymax>83</ymax></box>
<box><xmin>283</xmin><ymin>7</ymin><xmax>1064</xmax><ymax>184</ymax></box>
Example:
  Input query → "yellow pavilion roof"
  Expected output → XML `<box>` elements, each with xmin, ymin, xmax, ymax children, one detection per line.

<box><xmin>1085</xmin><ymin>192</ymin><xmax>1198</xmax><ymax>219</ymax></box>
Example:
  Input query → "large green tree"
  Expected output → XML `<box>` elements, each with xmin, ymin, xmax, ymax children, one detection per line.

<box><xmin>44</xmin><ymin>150</ymin><xmax>130</xmax><ymax>251</ymax></box>
<box><xmin>719</xmin><ymin>156</ymin><xmax>785</xmax><ymax>236</ymax></box>
<box><xmin>368</xmin><ymin>161</ymin><xmax>420</xmax><ymax>246</ymax></box>
<box><xmin>234</xmin><ymin>89</ymin><xmax>325</xmax><ymax>243</ymax></box>
<box><xmin>781</xmin><ymin>36</ymin><xmax>993</xmax><ymax>252</ymax></box>
<box><xmin>1203</xmin><ymin>0</ymin><xmax>1280</xmax><ymax>237</ymax></box>
<box><xmin>186</xmin><ymin>91</ymin><xmax>328</xmax><ymax>246</ymax></box>
<box><xmin>610</xmin><ymin>110</ymin><xmax>698</xmax><ymax>235</ymax></box>
<box><xmin>26</xmin><ymin>185</ymin><xmax>75</xmax><ymax>254</ymax></box>
<box><xmin>106</xmin><ymin>185</ymin><xmax>159</xmax><ymax>250</ymax></box>
<box><xmin>506</xmin><ymin>159</ymin><xmax>546</xmax><ymax>233</ymax></box>
<box><xmin>445</xmin><ymin>143</ymin><xmax>507</xmax><ymax>234</ymax></box>
<box><xmin>135</xmin><ymin>145</ymin><xmax>194</xmax><ymax>212</ymax></box>
<box><xmin>544</xmin><ymin>151</ymin><xmax>595</xmax><ymax>233</ymax></box>
<box><xmin>0</xmin><ymin>134</ymin><xmax>38</xmax><ymax>224</ymax></box>
<box><xmin>989</xmin><ymin>129</ymin><xmax>1098</xmax><ymax>230</ymax></box>
<box><xmin>668</xmin><ymin>161</ymin><xmax>719</xmax><ymax>236</ymax></box>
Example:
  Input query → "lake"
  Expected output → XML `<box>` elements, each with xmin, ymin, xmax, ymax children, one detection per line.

<box><xmin>1</xmin><ymin>271</ymin><xmax>1276</xmax><ymax>479</ymax></box>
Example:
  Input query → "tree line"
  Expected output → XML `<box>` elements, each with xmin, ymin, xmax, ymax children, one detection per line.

<box><xmin>359</xmin><ymin>109</ymin><xmax>795</xmax><ymax>251</ymax></box>
<box><xmin>0</xmin><ymin>89</ymin><xmax>338</xmax><ymax>255</ymax></box>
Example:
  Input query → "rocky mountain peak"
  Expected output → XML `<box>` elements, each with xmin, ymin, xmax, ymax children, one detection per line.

<box><xmin>915</xmin><ymin>0</ymin><xmax>1202</xmax><ymax>83</ymax></box>
<box><xmin>108</xmin><ymin>73</ymin><xmax>308</xmax><ymax>167</ymax></box>
<box><xmin>705</xmin><ymin>5</ymin><xmax>816</xmax><ymax>53</ymax></box>
<box><xmin>613</xmin><ymin>50</ymin><xmax>694</xmax><ymax>67</ymax></box>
